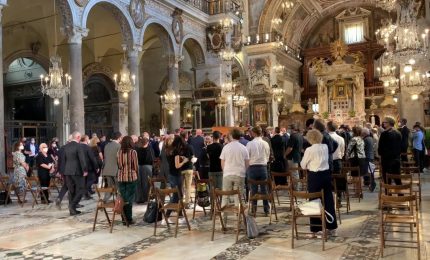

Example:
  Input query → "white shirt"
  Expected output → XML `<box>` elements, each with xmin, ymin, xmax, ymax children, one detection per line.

<box><xmin>220</xmin><ymin>140</ymin><xmax>249</xmax><ymax>178</ymax></box>
<box><xmin>300</xmin><ymin>144</ymin><xmax>329</xmax><ymax>172</ymax></box>
<box><xmin>329</xmin><ymin>131</ymin><xmax>345</xmax><ymax>160</ymax></box>
<box><xmin>246</xmin><ymin>137</ymin><xmax>270</xmax><ymax>166</ymax></box>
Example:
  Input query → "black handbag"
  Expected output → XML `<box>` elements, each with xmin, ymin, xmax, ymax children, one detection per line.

<box><xmin>143</xmin><ymin>200</ymin><xmax>162</xmax><ymax>223</ymax></box>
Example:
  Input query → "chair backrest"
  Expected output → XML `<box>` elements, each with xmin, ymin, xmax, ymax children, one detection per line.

<box><xmin>385</xmin><ymin>173</ymin><xmax>412</xmax><ymax>184</ymax></box>
<box><xmin>155</xmin><ymin>187</ymin><xmax>182</xmax><ymax>204</ymax></box>
<box><xmin>25</xmin><ymin>176</ymin><xmax>40</xmax><ymax>188</ymax></box>
<box><xmin>401</xmin><ymin>167</ymin><xmax>420</xmax><ymax>175</ymax></box>
<box><xmin>342</xmin><ymin>166</ymin><xmax>360</xmax><ymax>174</ymax></box>
<box><xmin>247</xmin><ymin>178</ymin><xmax>271</xmax><ymax>188</ymax></box>
<box><xmin>0</xmin><ymin>176</ymin><xmax>9</xmax><ymax>191</ymax></box>
<box><xmin>212</xmin><ymin>188</ymin><xmax>243</xmax><ymax>210</ymax></box>
<box><xmin>292</xmin><ymin>190</ymin><xmax>324</xmax><ymax>201</ymax></box>
<box><xmin>380</xmin><ymin>194</ymin><xmax>417</xmax><ymax>214</ymax></box>
<box><xmin>380</xmin><ymin>182</ymin><xmax>412</xmax><ymax>196</ymax></box>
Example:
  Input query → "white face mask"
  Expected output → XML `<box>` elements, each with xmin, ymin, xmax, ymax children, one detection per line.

<box><xmin>19</xmin><ymin>145</ymin><xmax>24</xmax><ymax>150</ymax></box>
<box><xmin>42</xmin><ymin>148</ymin><xmax>48</xmax><ymax>153</ymax></box>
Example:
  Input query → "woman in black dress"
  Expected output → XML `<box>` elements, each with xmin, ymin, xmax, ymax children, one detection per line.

<box><xmin>36</xmin><ymin>143</ymin><xmax>54</xmax><ymax>203</ymax></box>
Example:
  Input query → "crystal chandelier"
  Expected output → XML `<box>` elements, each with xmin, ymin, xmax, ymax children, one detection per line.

<box><xmin>375</xmin><ymin>18</ymin><xmax>396</xmax><ymax>47</ymax></box>
<box><xmin>39</xmin><ymin>0</ymin><xmax>70</xmax><ymax>106</ymax></box>
<box><xmin>375</xmin><ymin>0</ymin><xmax>397</xmax><ymax>11</ymax></box>
<box><xmin>220</xmin><ymin>18</ymin><xmax>234</xmax><ymax>32</ymax></box>
<box><xmin>377</xmin><ymin>52</ymin><xmax>399</xmax><ymax>94</ymax></box>
<box><xmin>114</xmin><ymin>46</ymin><xmax>136</xmax><ymax>98</ymax></box>
<box><xmin>272</xmin><ymin>84</ymin><xmax>285</xmax><ymax>102</ymax></box>
<box><xmin>391</xmin><ymin>1</ymin><xmax>428</xmax><ymax>63</ymax></box>
<box><xmin>400</xmin><ymin>67</ymin><xmax>429</xmax><ymax>100</ymax></box>
<box><xmin>221</xmin><ymin>82</ymin><xmax>235</xmax><ymax>97</ymax></box>
<box><xmin>273</xmin><ymin>63</ymin><xmax>284</xmax><ymax>73</ymax></box>
<box><xmin>161</xmin><ymin>82</ymin><xmax>180</xmax><ymax>114</ymax></box>
<box><xmin>40</xmin><ymin>55</ymin><xmax>71</xmax><ymax>105</ymax></box>
<box><xmin>281</xmin><ymin>0</ymin><xmax>294</xmax><ymax>10</ymax></box>
<box><xmin>271</xmin><ymin>18</ymin><xmax>282</xmax><ymax>25</ymax></box>
<box><xmin>233</xmin><ymin>94</ymin><xmax>249</xmax><ymax>108</ymax></box>
<box><xmin>220</xmin><ymin>48</ymin><xmax>235</xmax><ymax>62</ymax></box>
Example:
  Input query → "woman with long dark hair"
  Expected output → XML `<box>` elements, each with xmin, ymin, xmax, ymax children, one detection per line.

<box><xmin>12</xmin><ymin>141</ymin><xmax>28</xmax><ymax>194</ymax></box>
<box><xmin>135</xmin><ymin>137</ymin><xmax>155</xmax><ymax>203</ymax></box>
<box><xmin>117</xmin><ymin>136</ymin><xmax>138</xmax><ymax>224</ymax></box>
<box><xmin>164</xmin><ymin>135</ymin><xmax>190</xmax><ymax>222</ymax></box>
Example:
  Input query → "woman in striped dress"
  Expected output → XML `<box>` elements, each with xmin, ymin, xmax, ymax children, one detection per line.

<box><xmin>117</xmin><ymin>136</ymin><xmax>138</xmax><ymax>224</ymax></box>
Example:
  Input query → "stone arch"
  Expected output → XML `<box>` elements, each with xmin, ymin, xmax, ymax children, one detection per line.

<box><xmin>81</xmin><ymin>0</ymin><xmax>136</xmax><ymax>47</ymax></box>
<box><xmin>180</xmin><ymin>36</ymin><xmax>206</xmax><ymax>66</ymax></box>
<box><xmin>4</xmin><ymin>50</ymin><xmax>50</xmax><ymax>72</ymax></box>
<box><xmin>82</xmin><ymin>62</ymin><xmax>118</xmax><ymax>99</ymax></box>
<box><xmin>57</xmin><ymin>0</ymin><xmax>80</xmax><ymax>29</ymax></box>
<box><xmin>140</xmin><ymin>19</ymin><xmax>176</xmax><ymax>55</ymax></box>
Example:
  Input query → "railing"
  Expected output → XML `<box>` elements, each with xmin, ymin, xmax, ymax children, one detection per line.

<box><xmin>364</xmin><ymin>85</ymin><xmax>385</xmax><ymax>96</ymax></box>
<box><xmin>178</xmin><ymin>0</ymin><xmax>241</xmax><ymax>16</ymax></box>
<box><xmin>243</xmin><ymin>32</ymin><xmax>302</xmax><ymax>60</ymax></box>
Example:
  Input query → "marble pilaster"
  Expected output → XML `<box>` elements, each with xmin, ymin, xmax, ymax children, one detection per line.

<box><xmin>68</xmin><ymin>27</ymin><xmax>88</xmax><ymax>134</ymax></box>
<box><xmin>128</xmin><ymin>47</ymin><xmax>141</xmax><ymax>135</ymax></box>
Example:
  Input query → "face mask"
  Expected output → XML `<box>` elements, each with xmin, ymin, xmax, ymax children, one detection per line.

<box><xmin>42</xmin><ymin>148</ymin><xmax>48</xmax><ymax>153</ymax></box>
<box><xmin>31</xmin><ymin>140</ymin><xmax>35</xmax><ymax>144</ymax></box>
<box><xmin>19</xmin><ymin>145</ymin><xmax>24</xmax><ymax>150</ymax></box>
<box><xmin>52</xmin><ymin>144</ymin><xmax>57</xmax><ymax>148</ymax></box>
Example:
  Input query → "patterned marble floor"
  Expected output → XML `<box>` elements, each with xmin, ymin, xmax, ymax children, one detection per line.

<box><xmin>1</xmin><ymin>173</ymin><xmax>430</xmax><ymax>260</ymax></box>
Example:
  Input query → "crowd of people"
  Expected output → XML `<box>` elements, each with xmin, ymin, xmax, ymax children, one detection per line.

<box><xmin>9</xmin><ymin>116</ymin><xmax>427</xmax><ymax>236</ymax></box>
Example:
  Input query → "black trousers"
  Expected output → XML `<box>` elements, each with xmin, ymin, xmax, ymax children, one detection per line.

<box><xmin>65</xmin><ymin>175</ymin><xmax>85</xmax><ymax>210</ymax></box>
<box><xmin>413</xmin><ymin>149</ymin><xmax>424</xmax><ymax>172</ymax></box>
<box><xmin>307</xmin><ymin>170</ymin><xmax>338</xmax><ymax>232</ymax></box>
<box><xmin>85</xmin><ymin>171</ymin><xmax>97</xmax><ymax>194</ymax></box>
<box><xmin>38</xmin><ymin>171</ymin><xmax>51</xmax><ymax>201</ymax></box>
<box><xmin>381</xmin><ymin>158</ymin><xmax>401</xmax><ymax>185</ymax></box>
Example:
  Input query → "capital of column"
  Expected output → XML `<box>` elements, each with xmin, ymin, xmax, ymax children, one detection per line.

<box><xmin>168</xmin><ymin>54</ymin><xmax>184</xmax><ymax>69</ymax></box>
<box><xmin>67</xmin><ymin>26</ymin><xmax>89</xmax><ymax>44</ymax></box>
<box><xmin>126</xmin><ymin>44</ymin><xmax>142</xmax><ymax>59</ymax></box>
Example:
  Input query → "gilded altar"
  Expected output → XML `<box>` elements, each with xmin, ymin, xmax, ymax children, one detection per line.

<box><xmin>312</xmin><ymin>40</ymin><xmax>366</xmax><ymax>125</ymax></box>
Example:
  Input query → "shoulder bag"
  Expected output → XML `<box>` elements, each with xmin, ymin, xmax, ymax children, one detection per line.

<box><xmin>298</xmin><ymin>199</ymin><xmax>334</xmax><ymax>224</ymax></box>
<box><xmin>113</xmin><ymin>193</ymin><xmax>124</xmax><ymax>214</ymax></box>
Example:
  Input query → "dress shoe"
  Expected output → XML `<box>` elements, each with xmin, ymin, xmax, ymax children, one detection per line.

<box><xmin>76</xmin><ymin>204</ymin><xmax>84</xmax><ymax>208</ymax></box>
<box><xmin>127</xmin><ymin>219</ymin><xmax>136</xmax><ymax>225</ymax></box>
<box><xmin>69</xmin><ymin>209</ymin><xmax>81</xmax><ymax>216</ymax></box>
<box><xmin>83</xmin><ymin>195</ymin><xmax>93</xmax><ymax>200</ymax></box>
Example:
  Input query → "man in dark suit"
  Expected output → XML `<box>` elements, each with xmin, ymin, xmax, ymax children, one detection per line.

<box><xmin>271</xmin><ymin>127</ymin><xmax>287</xmax><ymax>184</ymax></box>
<box><xmin>188</xmin><ymin>129</ymin><xmax>204</xmax><ymax>174</ymax></box>
<box><xmin>80</xmin><ymin>135</ymin><xmax>100</xmax><ymax>200</ymax></box>
<box><xmin>60</xmin><ymin>131</ymin><xmax>87</xmax><ymax>216</ymax></box>
<box><xmin>398</xmin><ymin>118</ymin><xmax>410</xmax><ymax>162</ymax></box>
<box><xmin>379</xmin><ymin>117</ymin><xmax>402</xmax><ymax>185</ymax></box>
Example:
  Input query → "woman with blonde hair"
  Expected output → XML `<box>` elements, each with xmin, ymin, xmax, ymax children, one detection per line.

<box><xmin>300</xmin><ymin>129</ymin><xmax>337</xmax><ymax>237</ymax></box>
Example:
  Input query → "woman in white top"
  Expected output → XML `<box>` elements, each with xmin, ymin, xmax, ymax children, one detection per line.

<box><xmin>300</xmin><ymin>129</ymin><xmax>338</xmax><ymax>236</ymax></box>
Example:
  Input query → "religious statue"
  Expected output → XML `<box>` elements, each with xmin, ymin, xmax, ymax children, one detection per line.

<box><xmin>293</xmin><ymin>82</ymin><xmax>303</xmax><ymax>103</ymax></box>
<box><xmin>171</xmin><ymin>8</ymin><xmax>184</xmax><ymax>44</ymax></box>
<box><xmin>129</xmin><ymin>0</ymin><xmax>144</xmax><ymax>28</ymax></box>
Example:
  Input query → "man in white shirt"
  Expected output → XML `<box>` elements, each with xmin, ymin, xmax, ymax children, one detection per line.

<box><xmin>246</xmin><ymin>126</ymin><xmax>271</xmax><ymax>215</ymax></box>
<box><xmin>220</xmin><ymin>129</ymin><xmax>249</xmax><ymax>207</ymax></box>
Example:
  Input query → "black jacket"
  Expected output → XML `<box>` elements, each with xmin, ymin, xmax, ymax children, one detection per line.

<box><xmin>81</xmin><ymin>144</ymin><xmax>99</xmax><ymax>172</ymax></box>
<box><xmin>378</xmin><ymin>128</ymin><xmax>402</xmax><ymax>161</ymax></box>
<box><xmin>60</xmin><ymin>141</ymin><xmax>87</xmax><ymax>176</ymax></box>
<box><xmin>399</xmin><ymin>125</ymin><xmax>410</xmax><ymax>153</ymax></box>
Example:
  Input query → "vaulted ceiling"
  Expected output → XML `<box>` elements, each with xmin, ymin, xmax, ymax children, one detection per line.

<box><xmin>250</xmin><ymin>0</ymin><xmax>391</xmax><ymax>49</ymax></box>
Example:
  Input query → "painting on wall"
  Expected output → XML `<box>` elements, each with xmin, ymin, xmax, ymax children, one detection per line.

<box><xmin>201</xmin><ymin>100</ymin><xmax>216</xmax><ymax>128</ymax></box>
<box><xmin>254</xmin><ymin>103</ymin><xmax>268</xmax><ymax>125</ymax></box>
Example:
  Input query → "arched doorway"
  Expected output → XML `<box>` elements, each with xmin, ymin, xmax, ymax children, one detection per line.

<box><xmin>4</xmin><ymin>57</ymin><xmax>57</xmax><ymax>146</ymax></box>
<box><xmin>84</xmin><ymin>74</ymin><xmax>119</xmax><ymax>137</ymax></box>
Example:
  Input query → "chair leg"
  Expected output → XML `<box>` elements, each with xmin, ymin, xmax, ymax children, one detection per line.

<box><xmin>193</xmin><ymin>194</ymin><xmax>197</xmax><ymax>219</ymax></box>
<box><xmin>211</xmin><ymin>209</ymin><xmax>216</xmax><ymax>241</ymax></box>
<box><xmin>183</xmin><ymin>208</ymin><xmax>191</xmax><ymax>231</ymax></box>
<box><xmin>236</xmin><ymin>212</ymin><xmax>241</xmax><ymax>242</ymax></box>
<box><xmin>154</xmin><ymin>208</ymin><xmax>159</xmax><ymax>236</ymax></box>
<box><xmin>93</xmin><ymin>208</ymin><xmax>99</xmax><ymax>232</ymax></box>
<box><xmin>291</xmin><ymin>216</ymin><xmax>295</xmax><ymax>249</ymax></box>
<box><xmin>110</xmin><ymin>211</ymin><xmax>116</xmax><ymax>233</ymax></box>
<box><xmin>174</xmin><ymin>210</ymin><xmax>180</xmax><ymax>238</ymax></box>
<box><xmin>275</xmin><ymin>189</ymin><xmax>280</xmax><ymax>206</ymax></box>
<box><xmin>103</xmin><ymin>208</ymin><xmax>111</xmax><ymax>225</ymax></box>
<box><xmin>272</xmin><ymin>197</ymin><xmax>278</xmax><ymax>221</ymax></box>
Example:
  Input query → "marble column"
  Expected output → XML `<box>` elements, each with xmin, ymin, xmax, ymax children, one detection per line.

<box><xmin>168</xmin><ymin>55</ymin><xmax>182</xmax><ymax>131</ymax></box>
<box><xmin>68</xmin><ymin>27</ymin><xmax>88</xmax><ymax>134</ymax></box>
<box><xmin>226</xmin><ymin>98</ymin><xmax>234</xmax><ymax>126</ymax></box>
<box><xmin>128</xmin><ymin>47</ymin><xmax>141</xmax><ymax>135</ymax></box>
<box><xmin>0</xmin><ymin>5</ymin><xmax>5</xmax><ymax>172</ymax></box>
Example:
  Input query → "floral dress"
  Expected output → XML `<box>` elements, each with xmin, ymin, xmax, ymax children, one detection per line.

<box><xmin>12</xmin><ymin>151</ymin><xmax>27</xmax><ymax>193</ymax></box>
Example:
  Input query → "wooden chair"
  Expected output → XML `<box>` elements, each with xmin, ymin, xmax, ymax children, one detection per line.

<box><xmin>148</xmin><ymin>175</ymin><xmax>168</xmax><ymax>200</ymax></box>
<box><xmin>401</xmin><ymin>167</ymin><xmax>422</xmax><ymax>205</ymax></box>
<box><xmin>344</xmin><ymin>166</ymin><xmax>362</xmax><ymax>202</ymax></box>
<box><xmin>24</xmin><ymin>176</ymin><xmax>48</xmax><ymax>208</ymax></box>
<box><xmin>379</xmin><ymin>182</ymin><xmax>413</xmax><ymax>210</ymax></box>
<box><xmin>0</xmin><ymin>175</ymin><xmax>11</xmax><ymax>206</ymax></box>
<box><xmin>48</xmin><ymin>175</ymin><xmax>61</xmax><ymax>195</ymax></box>
<box><xmin>270</xmin><ymin>171</ymin><xmax>292</xmax><ymax>208</ymax></box>
<box><xmin>93</xmin><ymin>187</ymin><xmax>129</xmax><ymax>233</ymax></box>
<box><xmin>380</xmin><ymin>195</ymin><xmax>420</xmax><ymax>259</ymax></box>
<box><xmin>192</xmin><ymin>178</ymin><xmax>212</xmax><ymax>219</ymax></box>
<box><xmin>247</xmin><ymin>179</ymin><xmax>278</xmax><ymax>224</ymax></box>
<box><xmin>211</xmin><ymin>189</ymin><xmax>247</xmax><ymax>242</ymax></box>
<box><xmin>332</xmin><ymin>170</ymin><xmax>351</xmax><ymax>224</ymax></box>
<box><xmin>291</xmin><ymin>190</ymin><xmax>327</xmax><ymax>251</ymax></box>
<box><xmin>154</xmin><ymin>187</ymin><xmax>191</xmax><ymax>238</ymax></box>
<box><xmin>0</xmin><ymin>176</ymin><xmax>23</xmax><ymax>207</ymax></box>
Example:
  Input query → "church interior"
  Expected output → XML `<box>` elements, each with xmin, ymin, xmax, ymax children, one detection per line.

<box><xmin>1</xmin><ymin>0</ymin><xmax>430</xmax><ymax>259</ymax></box>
